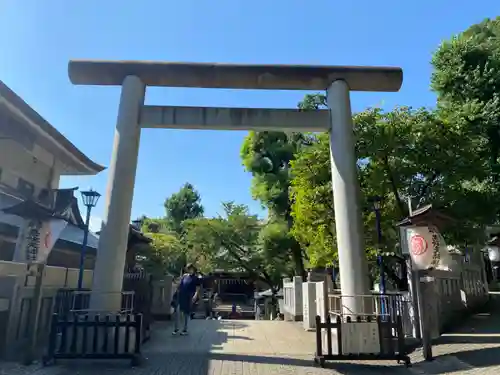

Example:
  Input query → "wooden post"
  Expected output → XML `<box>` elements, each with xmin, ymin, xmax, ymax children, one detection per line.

<box><xmin>24</xmin><ymin>263</ymin><xmax>45</xmax><ymax>365</ymax></box>
<box><xmin>416</xmin><ymin>270</ymin><xmax>434</xmax><ymax>361</ymax></box>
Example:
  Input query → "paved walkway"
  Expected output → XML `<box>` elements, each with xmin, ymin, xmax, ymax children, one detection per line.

<box><xmin>407</xmin><ymin>293</ymin><xmax>500</xmax><ymax>374</ymax></box>
<box><xmin>2</xmin><ymin>294</ymin><xmax>500</xmax><ymax>375</ymax></box>
<box><xmin>0</xmin><ymin>319</ymin><xmax>411</xmax><ymax>375</ymax></box>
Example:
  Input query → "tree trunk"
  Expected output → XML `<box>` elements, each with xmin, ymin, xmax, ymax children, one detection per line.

<box><xmin>285</xmin><ymin>212</ymin><xmax>305</xmax><ymax>278</ymax></box>
<box><xmin>291</xmin><ymin>242</ymin><xmax>305</xmax><ymax>278</ymax></box>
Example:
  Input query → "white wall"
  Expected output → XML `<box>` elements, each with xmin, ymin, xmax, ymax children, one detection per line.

<box><xmin>0</xmin><ymin>260</ymin><xmax>93</xmax><ymax>288</ymax></box>
<box><xmin>0</xmin><ymin>138</ymin><xmax>61</xmax><ymax>196</ymax></box>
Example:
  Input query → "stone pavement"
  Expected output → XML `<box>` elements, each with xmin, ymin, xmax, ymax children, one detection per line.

<box><xmin>406</xmin><ymin>292</ymin><xmax>500</xmax><ymax>374</ymax></box>
<box><xmin>2</xmin><ymin>297</ymin><xmax>500</xmax><ymax>375</ymax></box>
<box><xmin>0</xmin><ymin>319</ymin><xmax>411</xmax><ymax>375</ymax></box>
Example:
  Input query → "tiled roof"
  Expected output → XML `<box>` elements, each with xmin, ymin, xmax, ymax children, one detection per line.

<box><xmin>0</xmin><ymin>191</ymin><xmax>99</xmax><ymax>250</ymax></box>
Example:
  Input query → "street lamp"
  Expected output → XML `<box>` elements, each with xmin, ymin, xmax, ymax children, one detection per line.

<box><xmin>369</xmin><ymin>195</ymin><xmax>385</xmax><ymax>295</ymax></box>
<box><xmin>132</xmin><ymin>218</ymin><xmax>143</xmax><ymax>230</ymax></box>
<box><xmin>487</xmin><ymin>246</ymin><xmax>500</xmax><ymax>263</ymax></box>
<box><xmin>487</xmin><ymin>246</ymin><xmax>500</xmax><ymax>281</ymax></box>
<box><xmin>77</xmin><ymin>188</ymin><xmax>101</xmax><ymax>289</ymax></box>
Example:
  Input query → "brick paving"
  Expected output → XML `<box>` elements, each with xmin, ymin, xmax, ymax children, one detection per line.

<box><xmin>2</xmin><ymin>295</ymin><xmax>500</xmax><ymax>375</ymax></box>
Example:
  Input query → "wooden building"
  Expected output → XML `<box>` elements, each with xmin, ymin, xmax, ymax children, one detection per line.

<box><xmin>0</xmin><ymin>80</ymin><xmax>105</xmax><ymax>268</ymax></box>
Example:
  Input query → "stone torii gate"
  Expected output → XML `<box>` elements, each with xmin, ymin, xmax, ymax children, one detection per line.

<box><xmin>68</xmin><ymin>61</ymin><xmax>403</xmax><ymax>314</ymax></box>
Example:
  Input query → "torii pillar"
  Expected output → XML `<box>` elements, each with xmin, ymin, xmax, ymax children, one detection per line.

<box><xmin>68</xmin><ymin>61</ymin><xmax>403</xmax><ymax>314</ymax></box>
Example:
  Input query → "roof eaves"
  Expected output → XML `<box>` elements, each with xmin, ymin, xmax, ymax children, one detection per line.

<box><xmin>0</xmin><ymin>80</ymin><xmax>105</xmax><ymax>174</ymax></box>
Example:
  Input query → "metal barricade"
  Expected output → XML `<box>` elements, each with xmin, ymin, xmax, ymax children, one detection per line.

<box><xmin>314</xmin><ymin>293</ymin><xmax>411</xmax><ymax>368</ymax></box>
<box><xmin>43</xmin><ymin>313</ymin><xmax>143</xmax><ymax>366</ymax></box>
<box><xmin>68</xmin><ymin>290</ymin><xmax>135</xmax><ymax>314</ymax></box>
<box><xmin>328</xmin><ymin>293</ymin><xmax>413</xmax><ymax>334</ymax></box>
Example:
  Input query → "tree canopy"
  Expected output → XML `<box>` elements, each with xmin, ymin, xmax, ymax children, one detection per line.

<box><xmin>160</xmin><ymin>183</ymin><xmax>203</xmax><ymax>232</ymax></box>
<box><xmin>184</xmin><ymin>202</ymin><xmax>287</xmax><ymax>290</ymax></box>
<box><xmin>240</xmin><ymin>131</ymin><xmax>313</xmax><ymax>276</ymax></box>
<box><xmin>290</xmin><ymin>17</ymin><xmax>500</xmax><ymax>274</ymax></box>
<box><xmin>132</xmin><ymin>17</ymin><xmax>500</xmax><ymax>289</ymax></box>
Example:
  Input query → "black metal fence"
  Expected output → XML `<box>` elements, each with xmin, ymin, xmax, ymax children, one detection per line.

<box><xmin>328</xmin><ymin>293</ymin><xmax>414</xmax><ymax>337</ymax></box>
<box><xmin>54</xmin><ymin>289</ymin><xmax>91</xmax><ymax>318</ymax></box>
<box><xmin>43</xmin><ymin>313</ymin><xmax>143</xmax><ymax>366</ymax></box>
<box><xmin>123</xmin><ymin>272</ymin><xmax>153</xmax><ymax>342</ymax></box>
<box><xmin>314</xmin><ymin>315</ymin><xmax>411</xmax><ymax>368</ymax></box>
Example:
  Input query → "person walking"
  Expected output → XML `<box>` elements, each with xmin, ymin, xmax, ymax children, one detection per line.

<box><xmin>172</xmin><ymin>263</ymin><xmax>201</xmax><ymax>336</ymax></box>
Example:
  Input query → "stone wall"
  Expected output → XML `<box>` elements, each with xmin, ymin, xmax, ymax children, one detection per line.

<box><xmin>0</xmin><ymin>261</ymin><xmax>94</xmax><ymax>360</ymax></box>
<box><xmin>0</xmin><ymin>137</ymin><xmax>61</xmax><ymax>197</ymax></box>
<box><xmin>422</xmin><ymin>252</ymin><xmax>489</xmax><ymax>339</ymax></box>
<box><xmin>0</xmin><ymin>260</ymin><xmax>93</xmax><ymax>288</ymax></box>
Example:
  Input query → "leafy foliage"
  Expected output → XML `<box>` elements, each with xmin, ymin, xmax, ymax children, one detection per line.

<box><xmin>164</xmin><ymin>183</ymin><xmax>204</xmax><ymax>233</ymax></box>
<box><xmin>132</xmin><ymin>184</ymin><xmax>206</xmax><ymax>276</ymax></box>
<box><xmin>432</xmin><ymin>17</ymin><xmax>500</xmax><ymax>174</ymax></box>
<box><xmin>291</xmin><ymin>101</ymin><xmax>499</xmax><ymax>281</ymax></box>
<box><xmin>290</xmin><ymin>21</ymin><xmax>500</xmax><ymax>268</ymax></box>
<box><xmin>240</xmin><ymin>131</ymin><xmax>314</xmax><ymax>276</ymax></box>
<box><xmin>134</xmin><ymin>232</ymin><xmax>184</xmax><ymax>276</ymax></box>
<box><xmin>184</xmin><ymin>202</ymin><xmax>287</xmax><ymax>290</ymax></box>
<box><xmin>431</xmin><ymin>16</ymin><xmax>500</xmax><ymax>237</ymax></box>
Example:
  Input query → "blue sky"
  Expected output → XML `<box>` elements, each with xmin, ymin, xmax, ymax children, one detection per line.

<box><xmin>0</xmin><ymin>0</ymin><xmax>496</xmax><ymax>231</ymax></box>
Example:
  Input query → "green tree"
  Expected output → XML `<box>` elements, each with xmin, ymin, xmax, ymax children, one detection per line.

<box><xmin>184</xmin><ymin>202</ymin><xmax>287</xmax><ymax>291</ymax></box>
<box><xmin>240</xmin><ymin>131</ymin><xmax>312</xmax><ymax>276</ymax></box>
<box><xmin>431</xmin><ymin>16</ymin><xmax>500</xmax><ymax>238</ymax></box>
<box><xmin>134</xmin><ymin>232</ymin><xmax>185</xmax><ymax>276</ymax></box>
<box><xmin>290</xmin><ymin>102</ymin><xmax>490</xmax><ymax>285</ymax></box>
<box><xmin>289</xmin><ymin>132</ymin><xmax>336</xmax><ymax>267</ymax></box>
<box><xmin>164</xmin><ymin>183</ymin><xmax>204</xmax><ymax>233</ymax></box>
<box><xmin>432</xmin><ymin>17</ymin><xmax>500</xmax><ymax>178</ymax></box>
<box><xmin>134</xmin><ymin>183</ymin><xmax>207</xmax><ymax>276</ymax></box>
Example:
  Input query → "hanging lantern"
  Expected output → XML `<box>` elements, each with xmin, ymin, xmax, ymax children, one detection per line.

<box><xmin>487</xmin><ymin>246</ymin><xmax>500</xmax><ymax>262</ymax></box>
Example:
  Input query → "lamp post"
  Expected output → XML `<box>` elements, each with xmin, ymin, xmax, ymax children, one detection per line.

<box><xmin>77</xmin><ymin>188</ymin><xmax>101</xmax><ymax>290</ymax></box>
<box><xmin>369</xmin><ymin>196</ymin><xmax>385</xmax><ymax>295</ymax></box>
<box><xmin>487</xmin><ymin>246</ymin><xmax>500</xmax><ymax>281</ymax></box>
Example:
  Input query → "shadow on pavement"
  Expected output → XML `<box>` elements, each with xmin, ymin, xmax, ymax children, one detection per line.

<box><xmin>438</xmin><ymin>346</ymin><xmax>500</xmax><ymax>369</ymax></box>
<box><xmin>20</xmin><ymin>319</ymin><xmax>252</xmax><ymax>374</ymax></box>
<box><xmin>409</xmin><ymin>293</ymin><xmax>500</xmax><ymax>372</ymax></box>
<box><xmin>206</xmin><ymin>352</ymin><xmax>407</xmax><ymax>374</ymax></box>
<box><xmin>435</xmin><ymin>294</ymin><xmax>500</xmax><ymax>340</ymax></box>
<box><xmin>1</xmin><ymin>319</ymin><xmax>411</xmax><ymax>374</ymax></box>
<box><xmin>438</xmin><ymin>333</ymin><xmax>500</xmax><ymax>345</ymax></box>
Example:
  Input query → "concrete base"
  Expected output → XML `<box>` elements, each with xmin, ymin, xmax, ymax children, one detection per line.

<box><xmin>284</xmin><ymin>312</ymin><xmax>303</xmax><ymax>322</ymax></box>
<box><xmin>303</xmin><ymin>282</ymin><xmax>317</xmax><ymax>331</ymax></box>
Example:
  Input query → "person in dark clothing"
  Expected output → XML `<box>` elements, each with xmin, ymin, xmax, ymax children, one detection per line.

<box><xmin>172</xmin><ymin>263</ymin><xmax>201</xmax><ymax>336</ymax></box>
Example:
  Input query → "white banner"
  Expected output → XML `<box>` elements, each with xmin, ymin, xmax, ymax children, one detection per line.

<box><xmin>37</xmin><ymin>218</ymin><xmax>68</xmax><ymax>263</ymax></box>
<box><xmin>405</xmin><ymin>226</ymin><xmax>453</xmax><ymax>270</ymax></box>
<box><xmin>406</xmin><ymin>226</ymin><xmax>435</xmax><ymax>270</ymax></box>
<box><xmin>12</xmin><ymin>219</ymin><xmax>29</xmax><ymax>262</ymax></box>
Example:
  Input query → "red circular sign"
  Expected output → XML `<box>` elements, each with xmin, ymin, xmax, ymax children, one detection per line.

<box><xmin>411</xmin><ymin>235</ymin><xmax>428</xmax><ymax>256</ymax></box>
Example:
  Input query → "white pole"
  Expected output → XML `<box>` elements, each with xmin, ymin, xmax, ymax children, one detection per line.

<box><xmin>326</xmin><ymin>80</ymin><xmax>370</xmax><ymax>316</ymax></box>
<box><xmin>408</xmin><ymin>196</ymin><xmax>413</xmax><ymax>216</ymax></box>
<box><xmin>90</xmin><ymin>75</ymin><xmax>145</xmax><ymax>312</ymax></box>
